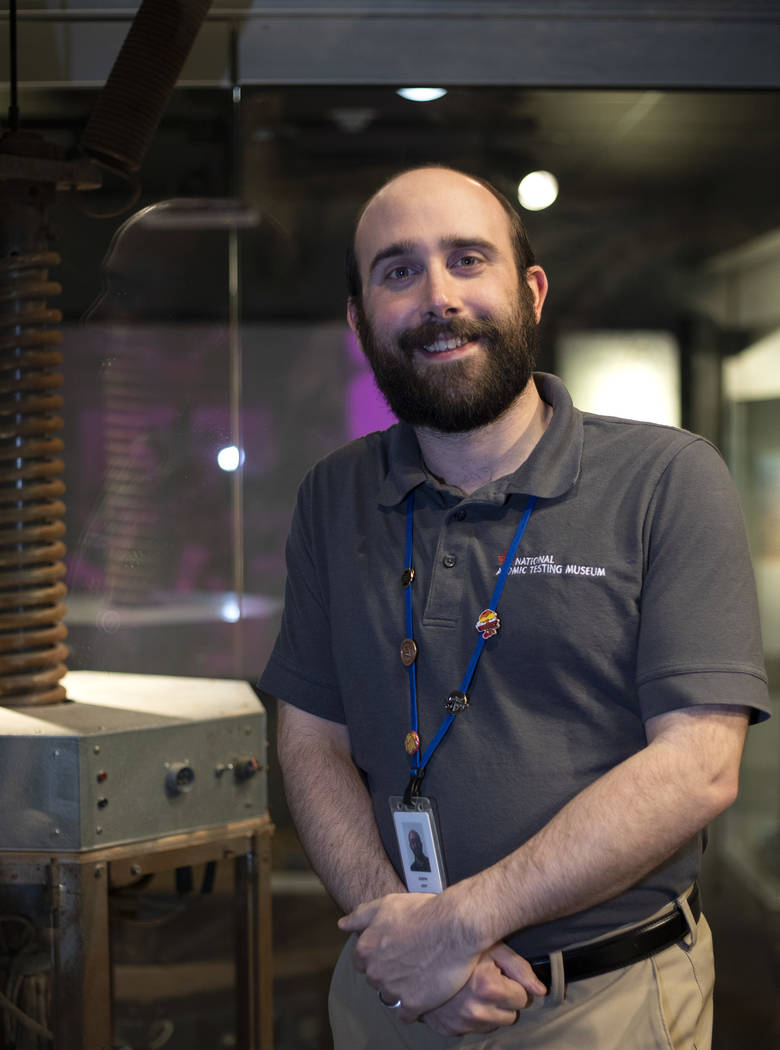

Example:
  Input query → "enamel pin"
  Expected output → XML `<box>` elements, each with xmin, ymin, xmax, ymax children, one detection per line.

<box><xmin>475</xmin><ymin>609</ymin><xmax>500</xmax><ymax>640</ymax></box>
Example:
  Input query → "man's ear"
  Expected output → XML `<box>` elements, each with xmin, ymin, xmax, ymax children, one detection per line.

<box><xmin>347</xmin><ymin>298</ymin><xmax>360</xmax><ymax>340</ymax></box>
<box><xmin>525</xmin><ymin>266</ymin><xmax>548</xmax><ymax>324</ymax></box>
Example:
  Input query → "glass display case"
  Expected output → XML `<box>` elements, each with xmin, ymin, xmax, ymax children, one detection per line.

<box><xmin>1</xmin><ymin>8</ymin><xmax>779</xmax><ymax>1042</ymax></box>
<box><xmin>723</xmin><ymin>328</ymin><xmax>780</xmax><ymax>909</ymax></box>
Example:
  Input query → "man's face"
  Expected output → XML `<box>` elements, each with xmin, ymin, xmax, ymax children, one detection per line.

<box><xmin>348</xmin><ymin>168</ymin><xmax>547</xmax><ymax>433</ymax></box>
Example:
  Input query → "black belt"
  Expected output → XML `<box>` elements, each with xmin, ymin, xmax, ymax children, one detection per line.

<box><xmin>529</xmin><ymin>884</ymin><xmax>701</xmax><ymax>986</ymax></box>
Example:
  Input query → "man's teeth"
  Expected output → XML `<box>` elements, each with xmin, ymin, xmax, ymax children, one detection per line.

<box><xmin>422</xmin><ymin>336</ymin><xmax>470</xmax><ymax>353</ymax></box>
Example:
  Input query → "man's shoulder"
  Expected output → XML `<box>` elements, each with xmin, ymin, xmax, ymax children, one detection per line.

<box><xmin>297</xmin><ymin>424</ymin><xmax>408</xmax><ymax>513</ymax></box>
<box><xmin>578</xmin><ymin>412</ymin><xmax>732</xmax><ymax>505</ymax></box>
<box><xmin>307</xmin><ymin>425</ymin><xmax>398</xmax><ymax>481</ymax></box>
<box><xmin>581</xmin><ymin>411</ymin><xmax>717</xmax><ymax>463</ymax></box>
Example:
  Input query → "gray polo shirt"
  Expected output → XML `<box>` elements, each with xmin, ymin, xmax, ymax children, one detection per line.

<box><xmin>261</xmin><ymin>372</ymin><xmax>770</xmax><ymax>956</ymax></box>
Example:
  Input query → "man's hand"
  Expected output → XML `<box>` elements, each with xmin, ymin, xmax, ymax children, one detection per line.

<box><xmin>339</xmin><ymin>891</ymin><xmax>475</xmax><ymax>1020</ymax></box>
<box><xmin>338</xmin><ymin>891</ymin><xmax>545</xmax><ymax>1023</ymax></box>
<box><xmin>423</xmin><ymin>943</ymin><xmax>546</xmax><ymax>1037</ymax></box>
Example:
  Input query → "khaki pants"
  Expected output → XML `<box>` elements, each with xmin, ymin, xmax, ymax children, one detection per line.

<box><xmin>329</xmin><ymin>900</ymin><xmax>714</xmax><ymax>1050</ymax></box>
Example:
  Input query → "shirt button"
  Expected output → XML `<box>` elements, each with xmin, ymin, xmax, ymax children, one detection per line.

<box><xmin>442</xmin><ymin>554</ymin><xmax>457</xmax><ymax>568</ymax></box>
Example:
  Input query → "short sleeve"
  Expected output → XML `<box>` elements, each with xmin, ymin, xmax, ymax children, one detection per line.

<box><xmin>636</xmin><ymin>438</ymin><xmax>770</xmax><ymax>724</ymax></box>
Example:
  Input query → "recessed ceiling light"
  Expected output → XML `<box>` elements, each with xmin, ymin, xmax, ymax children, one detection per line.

<box><xmin>517</xmin><ymin>170</ymin><xmax>559</xmax><ymax>211</ymax></box>
<box><xmin>396</xmin><ymin>87</ymin><xmax>448</xmax><ymax>103</ymax></box>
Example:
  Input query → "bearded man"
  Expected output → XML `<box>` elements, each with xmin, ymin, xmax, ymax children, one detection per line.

<box><xmin>260</xmin><ymin>166</ymin><xmax>770</xmax><ymax>1049</ymax></box>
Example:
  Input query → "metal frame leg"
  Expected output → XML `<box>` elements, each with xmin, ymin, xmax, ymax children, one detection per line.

<box><xmin>50</xmin><ymin>859</ymin><xmax>111</xmax><ymax>1050</ymax></box>
<box><xmin>234</xmin><ymin>826</ymin><xmax>273</xmax><ymax>1050</ymax></box>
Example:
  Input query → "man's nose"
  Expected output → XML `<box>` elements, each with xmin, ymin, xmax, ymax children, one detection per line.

<box><xmin>421</xmin><ymin>264</ymin><xmax>461</xmax><ymax>320</ymax></box>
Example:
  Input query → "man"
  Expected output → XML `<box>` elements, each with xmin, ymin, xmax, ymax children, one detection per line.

<box><xmin>261</xmin><ymin>166</ymin><xmax>770</xmax><ymax>1048</ymax></box>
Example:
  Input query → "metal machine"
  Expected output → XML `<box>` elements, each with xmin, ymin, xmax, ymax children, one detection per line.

<box><xmin>0</xmin><ymin>674</ymin><xmax>272</xmax><ymax>1050</ymax></box>
<box><xmin>0</xmin><ymin>672</ymin><xmax>267</xmax><ymax>853</ymax></box>
<box><xmin>0</xmin><ymin>4</ymin><xmax>273</xmax><ymax>1047</ymax></box>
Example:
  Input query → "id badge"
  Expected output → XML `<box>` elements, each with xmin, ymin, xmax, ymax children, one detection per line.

<box><xmin>389</xmin><ymin>795</ymin><xmax>447</xmax><ymax>893</ymax></box>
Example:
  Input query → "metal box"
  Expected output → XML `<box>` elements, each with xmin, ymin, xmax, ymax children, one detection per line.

<box><xmin>0</xmin><ymin>671</ymin><xmax>267</xmax><ymax>851</ymax></box>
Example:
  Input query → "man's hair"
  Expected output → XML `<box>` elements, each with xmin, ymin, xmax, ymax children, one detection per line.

<box><xmin>345</xmin><ymin>165</ymin><xmax>536</xmax><ymax>303</ymax></box>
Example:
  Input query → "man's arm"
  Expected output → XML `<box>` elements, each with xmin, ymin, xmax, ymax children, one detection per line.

<box><xmin>277</xmin><ymin>699</ymin><xmax>545</xmax><ymax>1029</ymax></box>
<box><xmin>341</xmin><ymin>703</ymin><xmax>749</xmax><ymax>1021</ymax></box>
<box><xmin>277</xmin><ymin>699</ymin><xmax>404</xmax><ymax>911</ymax></box>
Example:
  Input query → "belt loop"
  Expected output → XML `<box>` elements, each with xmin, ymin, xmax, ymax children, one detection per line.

<box><xmin>677</xmin><ymin>885</ymin><xmax>698</xmax><ymax>949</ymax></box>
<box><xmin>548</xmin><ymin>950</ymin><xmax>566</xmax><ymax>1006</ymax></box>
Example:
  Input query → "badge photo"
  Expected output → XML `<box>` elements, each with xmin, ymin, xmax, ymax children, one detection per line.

<box><xmin>389</xmin><ymin>796</ymin><xmax>447</xmax><ymax>893</ymax></box>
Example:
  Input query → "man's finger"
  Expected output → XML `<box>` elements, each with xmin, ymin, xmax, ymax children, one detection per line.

<box><xmin>337</xmin><ymin>899</ymin><xmax>380</xmax><ymax>932</ymax></box>
<box><xmin>487</xmin><ymin>943</ymin><xmax>547</xmax><ymax>997</ymax></box>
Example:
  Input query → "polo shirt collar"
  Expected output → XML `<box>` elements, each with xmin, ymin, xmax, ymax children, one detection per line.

<box><xmin>376</xmin><ymin>372</ymin><xmax>582</xmax><ymax>506</ymax></box>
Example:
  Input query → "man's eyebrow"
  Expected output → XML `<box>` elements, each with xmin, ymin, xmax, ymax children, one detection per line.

<box><xmin>368</xmin><ymin>236</ymin><xmax>497</xmax><ymax>277</ymax></box>
<box><xmin>368</xmin><ymin>240</ymin><xmax>417</xmax><ymax>276</ymax></box>
<box><xmin>440</xmin><ymin>236</ymin><xmax>497</xmax><ymax>255</ymax></box>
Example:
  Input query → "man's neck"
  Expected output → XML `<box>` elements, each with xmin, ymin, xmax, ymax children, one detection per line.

<box><xmin>414</xmin><ymin>379</ymin><xmax>552</xmax><ymax>496</ymax></box>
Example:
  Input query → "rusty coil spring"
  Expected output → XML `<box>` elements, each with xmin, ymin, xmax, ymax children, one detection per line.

<box><xmin>0</xmin><ymin>248</ymin><xmax>68</xmax><ymax>705</ymax></box>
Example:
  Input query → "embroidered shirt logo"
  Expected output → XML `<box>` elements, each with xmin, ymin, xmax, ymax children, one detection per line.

<box><xmin>497</xmin><ymin>551</ymin><xmax>607</xmax><ymax>578</ymax></box>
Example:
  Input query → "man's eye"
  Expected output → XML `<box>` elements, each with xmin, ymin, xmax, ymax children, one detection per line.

<box><xmin>386</xmin><ymin>265</ymin><xmax>413</xmax><ymax>281</ymax></box>
<box><xmin>454</xmin><ymin>254</ymin><xmax>481</xmax><ymax>268</ymax></box>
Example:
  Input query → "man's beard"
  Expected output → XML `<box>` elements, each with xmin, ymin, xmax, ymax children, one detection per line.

<box><xmin>353</xmin><ymin>293</ymin><xmax>538</xmax><ymax>434</ymax></box>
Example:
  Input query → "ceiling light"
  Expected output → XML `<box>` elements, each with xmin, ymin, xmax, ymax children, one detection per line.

<box><xmin>396</xmin><ymin>87</ymin><xmax>447</xmax><ymax>103</ymax></box>
<box><xmin>517</xmin><ymin>171</ymin><xmax>559</xmax><ymax>211</ymax></box>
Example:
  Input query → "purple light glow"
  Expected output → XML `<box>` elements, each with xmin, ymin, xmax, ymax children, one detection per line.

<box><xmin>345</xmin><ymin>328</ymin><xmax>397</xmax><ymax>439</ymax></box>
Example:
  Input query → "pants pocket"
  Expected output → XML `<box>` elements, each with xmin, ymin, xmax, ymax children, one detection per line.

<box><xmin>651</xmin><ymin>915</ymin><xmax>714</xmax><ymax>1050</ymax></box>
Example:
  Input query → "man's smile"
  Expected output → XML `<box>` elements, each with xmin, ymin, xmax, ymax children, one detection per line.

<box><xmin>421</xmin><ymin>334</ymin><xmax>474</xmax><ymax>354</ymax></box>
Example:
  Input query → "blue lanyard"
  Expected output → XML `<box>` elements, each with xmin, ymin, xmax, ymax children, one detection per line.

<box><xmin>403</xmin><ymin>492</ymin><xmax>536</xmax><ymax>793</ymax></box>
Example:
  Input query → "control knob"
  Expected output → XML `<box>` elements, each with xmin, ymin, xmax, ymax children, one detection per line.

<box><xmin>234</xmin><ymin>756</ymin><xmax>260</xmax><ymax>781</ymax></box>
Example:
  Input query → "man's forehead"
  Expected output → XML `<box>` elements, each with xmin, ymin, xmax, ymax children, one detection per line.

<box><xmin>355</xmin><ymin>168</ymin><xmax>511</xmax><ymax>266</ymax></box>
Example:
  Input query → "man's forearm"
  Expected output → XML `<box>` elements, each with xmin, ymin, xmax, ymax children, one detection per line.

<box><xmin>277</xmin><ymin>700</ymin><xmax>404</xmax><ymax>912</ymax></box>
<box><xmin>445</xmin><ymin>704</ymin><xmax>749</xmax><ymax>952</ymax></box>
